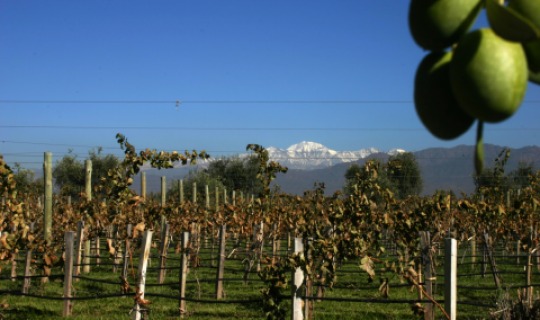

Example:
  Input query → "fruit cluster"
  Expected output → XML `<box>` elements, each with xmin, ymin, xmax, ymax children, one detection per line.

<box><xmin>409</xmin><ymin>0</ymin><xmax>540</xmax><ymax>173</ymax></box>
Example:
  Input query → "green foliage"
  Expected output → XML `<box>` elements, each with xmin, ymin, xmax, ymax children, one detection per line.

<box><xmin>246</xmin><ymin>144</ymin><xmax>288</xmax><ymax>198</ymax></box>
<box><xmin>52</xmin><ymin>151</ymin><xmax>85</xmax><ymax>198</ymax></box>
<box><xmin>12</xmin><ymin>163</ymin><xmax>43</xmax><ymax>196</ymax></box>
<box><xmin>344</xmin><ymin>153</ymin><xmax>422</xmax><ymax>199</ymax></box>
<box><xmin>205</xmin><ymin>155</ymin><xmax>262</xmax><ymax>195</ymax></box>
<box><xmin>386</xmin><ymin>152</ymin><xmax>423</xmax><ymax>199</ymax></box>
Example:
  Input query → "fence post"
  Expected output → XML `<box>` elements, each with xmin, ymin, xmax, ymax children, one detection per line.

<box><xmin>83</xmin><ymin>240</ymin><xmax>91</xmax><ymax>273</ymax></box>
<box><xmin>122</xmin><ymin>224</ymin><xmax>133</xmax><ymax>290</ymax></box>
<box><xmin>141</xmin><ymin>171</ymin><xmax>146</xmax><ymax>200</ymax></box>
<box><xmin>158</xmin><ymin>223</ymin><xmax>170</xmax><ymax>284</ymax></box>
<box><xmin>74</xmin><ymin>221</ymin><xmax>84</xmax><ymax>279</ymax></box>
<box><xmin>292</xmin><ymin>238</ymin><xmax>305</xmax><ymax>320</ymax></box>
<box><xmin>43</xmin><ymin>152</ymin><xmax>53</xmax><ymax>244</ymax></box>
<box><xmin>179</xmin><ymin>179</ymin><xmax>184</xmax><ymax>204</ymax></box>
<box><xmin>216</xmin><ymin>224</ymin><xmax>227</xmax><ymax>299</ymax></box>
<box><xmin>22</xmin><ymin>222</ymin><xmax>35</xmax><ymax>294</ymax></box>
<box><xmin>132</xmin><ymin>230</ymin><xmax>153</xmax><ymax>320</ymax></box>
<box><xmin>161</xmin><ymin>176</ymin><xmax>167</xmax><ymax>207</ymax></box>
<box><xmin>63</xmin><ymin>231</ymin><xmax>75</xmax><ymax>317</ymax></box>
<box><xmin>84</xmin><ymin>159</ymin><xmax>92</xmax><ymax>200</ymax></box>
<box><xmin>179</xmin><ymin>232</ymin><xmax>190</xmax><ymax>317</ymax></box>
<box><xmin>420</xmin><ymin>231</ymin><xmax>434</xmax><ymax>320</ymax></box>
<box><xmin>445</xmin><ymin>238</ymin><xmax>457</xmax><ymax>320</ymax></box>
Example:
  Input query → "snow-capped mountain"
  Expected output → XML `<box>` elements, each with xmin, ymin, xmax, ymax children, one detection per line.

<box><xmin>266</xmin><ymin>141</ymin><xmax>402</xmax><ymax>170</ymax></box>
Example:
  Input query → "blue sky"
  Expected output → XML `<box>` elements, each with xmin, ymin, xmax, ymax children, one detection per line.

<box><xmin>2</xmin><ymin>1</ymin><xmax>540</xmax><ymax>170</ymax></box>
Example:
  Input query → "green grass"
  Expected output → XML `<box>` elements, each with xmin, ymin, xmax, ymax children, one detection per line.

<box><xmin>0</xmin><ymin>239</ymin><xmax>535</xmax><ymax>319</ymax></box>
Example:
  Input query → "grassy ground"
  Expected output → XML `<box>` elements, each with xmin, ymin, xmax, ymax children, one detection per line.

<box><xmin>0</xmin><ymin>238</ymin><xmax>534</xmax><ymax>319</ymax></box>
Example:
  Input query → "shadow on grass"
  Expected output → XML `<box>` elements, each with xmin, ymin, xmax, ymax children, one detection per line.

<box><xmin>3</xmin><ymin>306</ymin><xmax>57</xmax><ymax>320</ymax></box>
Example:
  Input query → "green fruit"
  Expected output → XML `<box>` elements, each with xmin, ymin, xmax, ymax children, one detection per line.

<box><xmin>508</xmin><ymin>0</ymin><xmax>540</xmax><ymax>74</ymax></box>
<box><xmin>508</xmin><ymin>0</ymin><xmax>540</xmax><ymax>27</ymax></box>
<box><xmin>414</xmin><ymin>51</ymin><xmax>475</xmax><ymax>140</ymax></box>
<box><xmin>409</xmin><ymin>0</ymin><xmax>482</xmax><ymax>51</ymax></box>
<box><xmin>450</xmin><ymin>28</ymin><xmax>528</xmax><ymax>123</ymax></box>
<box><xmin>486</xmin><ymin>0</ymin><xmax>540</xmax><ymax>42</ymax></box>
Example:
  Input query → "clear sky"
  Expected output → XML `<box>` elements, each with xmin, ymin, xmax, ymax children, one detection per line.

<box><xmin>2</xmin><ymin>1</ymin><xmax>540</xmax><ymax>170</ymax></box>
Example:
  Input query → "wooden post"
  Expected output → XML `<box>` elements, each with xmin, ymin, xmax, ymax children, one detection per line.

<box><xmin>223</xmin><ymin>187</ymin><xmax>228</xmax><ymax>204</ymax></box>
<box><xmin>158</xmin><ymin>223</ymin><xmax>170</xmax><ymax>284</ymax></box>
<box><xmin>484</xmin><ymin>233</ymin><xmax>501</xmax><ymax>289</ymax></box>
<box><xmin>122</xmin><ymin>224</ymin><xmax>133</xmax><ymax>284</ymax></box>
<box><xmin>43</xmin><ymin>152</ymin><xmax>53</xmax><ymax>244</ymax></box>
<box><xmin>205</xmin><ymin>185</ymin><xmax>210</xmax><ymax>209</ymax></box>
<box><xmin>22</xmin><ymin>223</ymin><xmax>35</xmax><ymax>294</ymax></box>
<box><xmin>95</xmin><ymin>235</ymin><xmax>101</xmax><ymax>267</ymax></box>
<box><xmin>83</xmin><ymin>240</ymin><xmax>91</xmax><ymax>273</ymax></box>
<box><xmin>192</xmin><ymin>182</ymin><xmax>197</xmax><ymax>204</ymax></box>
<box><xmin>215</xmin><ymin>224</ymin><xmax>226</xmax><ymax>299</ymax></box>
<box><xmin>292</xmin><ymin>238</ymin><xmax>305</xmax><ymax>320</ymax></box>
<box><xmin>179</xmin><ymin>180</ymin><xmax>184</xmax><ymax>204</ymax></box>
<box><xmin>232</xmin><ymin>190</ymin><xmax>236</xmax><ymax>206</ymax></box>
<box><xmin>84</xmin><ymin>159</ymin><xmax>92</xmax><ymax>200</ymax></box>
<box><xmin>304</xmin><ymin>238</ymin><xmax>313</xmax><ymax>320</ymax></box>
<box><xmin>179</xmin><ymin>232</ymin><xmax>189</xmax><ymax>317</ymax></box>
<box><xmin>214</xmin><ymin>186</ymin><xmax>219</xmax><ymax>211</ymax></box>
<box><xmin>141</xmin><ymin>171</ymin><xmax>147</xmax><ymax>199</ymax></box>
<box><xmin>445</xmin><ymin>238</ymin><xmax>457</xmax><ymax>320</ymax></box>
<box><xmin>133</xmin><ymin>230</ymin><xmax>153</xmax><ymax>320</ymax></box>
<box><xmin>74</xmin><ymin>221</ymin><xmax>84</xmax><ymax>279</ymax></box>
<box><xmin>420</xmin><ymin>231</ymin><xmax>434</xmax><ymax>320</ymax></box>
<box><xmin>63</xmin><ymin>231</ymin><xmax>75</xmax><ymax>317</ymax></box>
<box><xmin>161</xmin><ymin>176</ymin><xmax>166</xmax><ymax>206</ymax></box>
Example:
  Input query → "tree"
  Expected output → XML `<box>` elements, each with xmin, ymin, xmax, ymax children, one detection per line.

<box><xmin>53</xmin><ymin>148</ymin><xmax>119</xmax><ymax>199</ymax></box>
<box><xmin>385</xmin><ymin>152</ymin><xmax>423</xmax><ymax>199</ymax></box>
<box><xmin>474</xmin><ymin>148</ymin><xmax>510</xmax><ymax>194</ymax></box>
<box><xmin>206</xmin><ymin>155</ymin><xmax>262</xmax><ymax>195</ymax></box>
<box><xmin>12</xmin><ymin>163</ymin><xmax>43</xmax><ymax>196</ymax></box>
<box><xmin>344</xmin><ymin>160</ymin><xmax>394</xmax><ymax>196</ymax></box>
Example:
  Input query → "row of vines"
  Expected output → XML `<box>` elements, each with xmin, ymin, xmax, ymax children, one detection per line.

<box><xmin>1</xmin><ymin>134</ymin><xmax>540</xmax><ymax>319</ymax></box>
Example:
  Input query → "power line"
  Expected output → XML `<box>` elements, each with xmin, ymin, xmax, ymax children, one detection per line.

<box><xmin>0</xmin><ymin>99</ymin><xmax>415</xmax><ymax>105</ymax></box>
<box><xmin>1</xmin><ymin>99</ymin><xmax>540</xmax><ymax>105</ymax></box>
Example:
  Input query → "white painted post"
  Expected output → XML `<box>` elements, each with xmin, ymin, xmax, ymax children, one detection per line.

<box><xmin>292</xmin><ymin>238</ymin><xmax>305</xmax><ymax>320</ymax></box>
<box><xmin>179</xmin><ymin>232</ymin><xmax>189</xmax><ymax>317</ymax></box>
<box><xmin>63</xmin><ymin>231</ymin><xmax>75</xmax><ymax>317</ymax></box>
<box><xmin>133</xmin><ymin>230</ymin><xmax>153</xmax><ymax>320</ymax></box>
<box><xmin>74</xmin><ymin>221</ymin><xmax>84</xmax><ymax>279</ymax></box>
<box><xmin>445</xmin><ymin>238</ymin><xmax>457</xmax><ymax>320</ymax></box>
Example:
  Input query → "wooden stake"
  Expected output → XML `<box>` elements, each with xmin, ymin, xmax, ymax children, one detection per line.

<box><xmin>179</xmin><ymin>232</ymin><xmax>189</xmax><ymax>317</ymax></box>
<box><xmin>132</xmin><ymin>230</ymin><xmax>153</xmax><ymax>320</ymax></box>
<box><xmin>445</xmin><ymin>238</ymin><xmax>457</xmax><ymax>320</ymax></box>
<box><xmin>292</xmin><ymin>238</ymin><xmax>305</xmax><ymax>320</ymax></box>
<box><xmin>215</xmin><ymin>224</ymin><xmax>226</xmax><ymax>299</ymax></box>
<box><xmin>63</xmin><ymin>231</ymin><xmax>75</xmax><ymax>317</ymax></box>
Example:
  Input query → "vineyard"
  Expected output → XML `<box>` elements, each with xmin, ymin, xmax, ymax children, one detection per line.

<box><xmin>2</xmin><ymin>135</ymin><xmax>540</xmax><ymax>320</ymax></box>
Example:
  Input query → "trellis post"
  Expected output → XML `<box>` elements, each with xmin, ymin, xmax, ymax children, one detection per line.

<box><xmin>179</xmin><ymin>232</ymin><xmax>189</xmax><ymax>317</ymax></box>
<box><xmin>215</xmin><ymin>224</ymin><xmax>227</xmax><ymax>299</ymax></box>
<box><xmin>292</xmin><ymin>238</ymin><xmax>305</xmax><ymax>320</ymax></box>
<box><xmin>43</xmin><ymin>152</ymin><xmax>53</xmax><ymax>244</ymax></box>
<box><xmin>132</xmin><ymin>230</ymin><xmax>153</xmax><ymax>320</ymax></box>
<box><xmin>63</xmin><ymin>231</ymin><xmax>75</xmax><ymax>317</ymax></box>
<box><xmin>445</xmin><ymin>238</ymin><xmax>457</xmax><ymax>320</ymax></box>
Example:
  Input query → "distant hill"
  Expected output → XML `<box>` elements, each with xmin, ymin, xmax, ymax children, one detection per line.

<box><xmin>133</xmin><ymin>144</ymin><xmax>540</xmax><ymax>197</ymax></box>
<box><xmin>271</xmin><ymin>144</ymin><xmax>540</xmax><ymax>196</ymax></box>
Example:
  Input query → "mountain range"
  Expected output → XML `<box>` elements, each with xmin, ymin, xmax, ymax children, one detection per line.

<box><xmin>135</xmin><ymin>142</ymin><xmax>540</xmax><ymax>196</ymax></box>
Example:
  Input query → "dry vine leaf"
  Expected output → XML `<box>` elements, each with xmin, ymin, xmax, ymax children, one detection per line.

<box><xmin>107</xmin><ymin>239</ymin><xmax>116</xmax><ymax>256</ymax></box>
<box><xmin>133</xmin><ymin>222</ymin><xmax>145</xmax><ymax>239</ymax></box>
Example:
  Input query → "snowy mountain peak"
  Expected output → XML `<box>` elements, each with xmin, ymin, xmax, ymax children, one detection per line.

<box><xmin>266</xmin><ymin>142</ymin><xmax>403</xmax><ymax>170</ymax></box>
<box><xmin>287</xmin><ymin>141</ymin><xmax>328</xmax><ymax>153</ymax></box>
